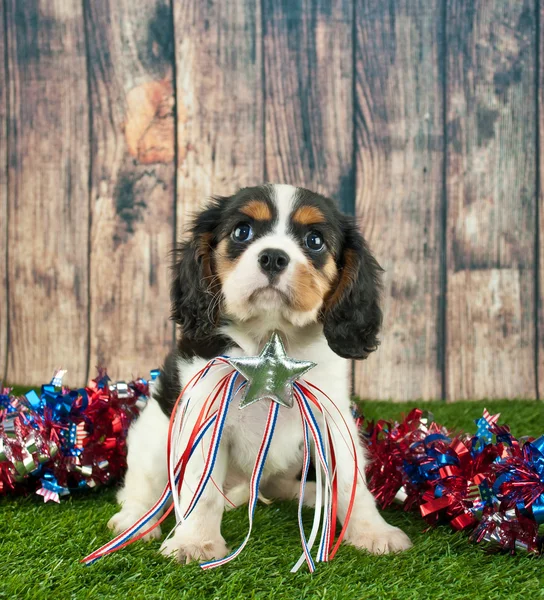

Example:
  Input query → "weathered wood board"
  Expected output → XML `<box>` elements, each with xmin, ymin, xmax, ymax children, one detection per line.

<box><xmin>445</xmin><ymin>0</ymin><xmax>537</xmax><ymax>400</ymax></box>
<box><xmin>0</xmin><ymin>0</ymin><xmax>8</xmax><ymax>380</ymax></box>
<box><xmin>1</xmin><ymin>0</ymin><xmax>541</xmax><ymax>400</ymax></box>
<box><xmin>5</xmin><ymin>0</ymin><xmax>89</xmax><ymax>386</ymax></box>
<box><xmin>173</xmin><ymin>0</ymin><xmax>264</xmax><ymax>237</ymax></box>
<box><xmin>353</xmin><ymin>0</ymin><xmax>444</xmax><ymax>400</ymax></box>
<box><xmin>85</xmin><ymin>0</ymin><xmax>175</xmax><ymax>380</ymax></box>
<box><xmin>539</xmin><ymin>0</ymin><xmax>544</xmax><ymax>400</ymax></box>
<box><xmin>263</xmin><ymin>0</ymin><xmax>354</xmax><ymax>213</ymax></box>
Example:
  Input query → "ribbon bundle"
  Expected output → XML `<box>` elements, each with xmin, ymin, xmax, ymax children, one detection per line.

<box><xmin>0</xmin><ymin>369</ymin><xmax>150</xmax><ymax>502</ymax></box>
<box><xmin>82</xmin><ymin>357</ymin><xmax>359</xmax><ymax>572</ymax></box>
<box><xmin>359</xmin><ymin>407</ymin><xmax>544</xmax><ymax>555</ymax></box>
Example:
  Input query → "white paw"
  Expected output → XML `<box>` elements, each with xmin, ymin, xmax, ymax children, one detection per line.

<box><xmin>346</xmin><ymin>524</ymin><xmax>412</xmax><ymax>555</ymax></box>
<box><xmin>107</xmin><ymin>509</ymin><xmax>162</xmax><ymax>542</ymax></box>
<box><xmin>160</xmin><ymin>535</ymin><xmax>229</xmax><ymax>564</ymax></box>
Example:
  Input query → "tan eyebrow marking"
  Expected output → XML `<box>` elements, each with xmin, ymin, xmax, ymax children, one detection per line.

<box><xmin>239</xmin><ymin>200</ymin><xmax>272</xmax><ymax>221</ymax></box>
<box><xmin>293</xmin><ymin>205</ymin><xmax>326</xmax><ymax>225</ymax></box>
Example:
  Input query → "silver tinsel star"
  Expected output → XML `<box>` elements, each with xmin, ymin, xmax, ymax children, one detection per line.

<box><xmin>227</xmin><ymin>332</ymin><xmax>316</xmax><ymax>409</ymax></box>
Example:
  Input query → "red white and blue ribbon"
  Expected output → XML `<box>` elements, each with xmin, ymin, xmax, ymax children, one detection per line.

<box><xmin>82</xmin><ymin>358</ymin><xmax>234</xmax><ymax>565</ymax></box>
<box><xmin>82</xmin><ymin>358</ymin><xmax>358</xmax><ymax>571</ymax></box>
<box><xmin>201</xmin><ymin>400</ymin><xmax>279</xmax><ymax>569</ymax></box>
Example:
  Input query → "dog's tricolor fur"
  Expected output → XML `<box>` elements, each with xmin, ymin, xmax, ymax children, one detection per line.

<box><xmin>108</xmin><ymin>184</ymin><xmax>412</xmax><ymax>562</ymax></box>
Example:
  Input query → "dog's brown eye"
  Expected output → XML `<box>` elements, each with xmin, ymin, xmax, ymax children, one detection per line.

<box><xmin>304</xmin><ymin>230</ymin><xmax>325</xmax><ymax>252</ymax></box>
<box><xmin>232</xmin><ymin>222</ymin><xmax>253</xmax><ymax>243</ymax></box>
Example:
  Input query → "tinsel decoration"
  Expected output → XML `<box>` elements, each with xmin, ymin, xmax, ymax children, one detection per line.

<box><xmin>0</xmin><ymin>369</ymin><xmax>151</xmax><ymax>502</ymax></box>
<box><xmin>2</xmin><ymin>359</ymin><xmax>542</xmax><ymax>562</ymax></box>
<box><xmin>358</xmin><ymin>407</ymin><xmax>544</xmax><ymax>555</ymax></box>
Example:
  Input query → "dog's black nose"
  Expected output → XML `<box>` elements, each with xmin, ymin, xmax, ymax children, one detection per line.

<box><xmin>258</xmin><ymin>249</ymin><xmax>290</xmax><ymax>275</ymax></box>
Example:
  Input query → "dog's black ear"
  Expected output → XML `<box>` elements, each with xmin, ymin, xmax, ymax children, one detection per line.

<box><xmin>171</xmin><ymin>199</ymin><xmax>225</xmax><ymax>344</ymax></box>
<box><xmin>323</xmin><ymin>218</ymin><xmax>383</xmax><ymax>360</ymax></box>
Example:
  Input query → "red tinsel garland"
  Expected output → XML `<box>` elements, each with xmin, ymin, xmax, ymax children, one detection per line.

<box><xmin>1</xmin><ymin>369</ymin><xmax>542</xmax><ymax>556</ymax></box>
<box><xmin>357</xmin><ymin>407</ymin><xmax>543</xmax><ymax>555</ymax></box>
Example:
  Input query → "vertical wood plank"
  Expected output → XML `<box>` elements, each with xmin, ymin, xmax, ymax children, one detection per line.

<box><xmin>446</xmin><ymin>0</ymin><xmax>537</xmax><ymax>400</ymax></box>
<box><xmin>538</xmin><ymin>0</ymin><xmax>543</xmax><ymax>399</ymax></box>
<box><xmin>0</xmin><ymin>0</ymin><xmax>7</xmax><ymax>380</ymax></box>
<box><xmin>6</xmin><ymin>0</ymin><xmax>89</xmax><ymax>386</ymax></box>
<box><xmin>263</xmin><ymin>0</ymin><xmax>354</xmax><ymax>213</ymax></box>
<box><xmin>85</xmin><ymin>0</ymin><xmax>175</xmax><ymax>379</ymax></box>
<box><xmin>353</xmin><ymin>1</ymin><xmax>444</xmax><ymax>400</ymax></box>
<box><xmin>174</xmin><ymin>0</ymin><xmax>264</xmax><ymax>235</ymax></box>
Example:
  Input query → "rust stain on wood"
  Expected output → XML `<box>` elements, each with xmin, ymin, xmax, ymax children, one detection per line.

<box><xmin>124</xmin><ymin>77</ymin><xmax>175</xmax><ymax>164</ymax></box>
<box><xmin>85</xmin><ymin>0</ymin><xmax>175</xmax><ymax>380</ymax></box>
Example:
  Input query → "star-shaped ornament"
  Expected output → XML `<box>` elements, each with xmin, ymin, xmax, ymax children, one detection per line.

<box><xmin>227</xmin><ymin>332</ymin><xmax>316</xmax><ymax>409</ymax></box>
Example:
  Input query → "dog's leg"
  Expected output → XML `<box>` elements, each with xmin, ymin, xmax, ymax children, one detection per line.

<box><xmin>159</xmin><ymin>429</ymin><xmax>229</xmax><ymax>563</ymax></box>
<box><xmin>108</xmin><ymin>398</ymin><xmax>169</xmax><ymax>541</ymax></box>
<box><xmin>330</xmin><ymin>405</ymin><xmax>412</xmax><ymax>554</ymax></box>
<box><xmin>261</xmin><ymin>476</ymin><xmax>317</xmax><ymax>508</ymax></box>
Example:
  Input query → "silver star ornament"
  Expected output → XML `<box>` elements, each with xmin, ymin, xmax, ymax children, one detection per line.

<box><xmin>227</xmin><ymin>332</ymin><xmax>316</xmax><ymax>409</ymax></box>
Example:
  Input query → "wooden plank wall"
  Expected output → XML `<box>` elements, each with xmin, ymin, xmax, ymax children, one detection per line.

<box><xmin>353</xmin><ymin>0</ymin><xmax>444</xmax><ymax>401</ymax></box>
<box><xmin>5</xmin><ymin>0</ymin><xmax>90</xmax><ymax>387</ymax></box>
<box><xmin>0</xmin><ymin>0</ymin><xmax>8</xmax><ymax>381</ymax></box>
<box><xmin>264</xmin><ymin>0</ymin><xmax>354</xmax><ymax>212</ymax></box>
<box><xmin>173</xmin><ymin>0</ymin><xmax>264</xmax><ymax>241</ymax></box>
<box><xmin>84</xmin><ymin>0</ymin><xmax>175</xmax><ymax>380</ymax></box>
<box><xmin>0</xmin><ymin>0</ymin><xmax>541</xmax><ymax>401</ymax></box>
<box><xmin>535</xmin><ymin>0</ymin><xmax>544</xmax><ymax>399</ymax></box>
<box><xmin>445</xmin><ymin>0</ymin><xmax>537</xmax><ymax>400</ymax></box>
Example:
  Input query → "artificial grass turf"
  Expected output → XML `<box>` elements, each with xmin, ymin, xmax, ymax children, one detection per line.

<box><xmin>1</xmin><ymin>399</ymin><xmax>543</xmax><ymax>600</ymax></box>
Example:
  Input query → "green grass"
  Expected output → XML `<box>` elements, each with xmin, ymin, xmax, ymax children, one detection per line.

<box><xmin>2</xmin><ymin>400</ymin><xmax>543</xmax><ymax>600</ymax></box>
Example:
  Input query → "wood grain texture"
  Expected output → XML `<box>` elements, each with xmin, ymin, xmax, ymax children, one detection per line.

<box><xmin>5</xmin><ymin>0</ymin><xmax>89</xmax><ymax>386</ymax></box>
<box><xmin>353</xmin><ymin>1</ymin><xmax>444</xmax><ymax>400</ymax></box>
<box><xmin>446</xmin><ymin>0</ymin><xmax>536</xmax><ymax>400</ymax></box>
<box><xmin>85</xmin><ymin>0</ymin><xmax>175</xmax><ymax>380</ymax></box>
<box><xmin>173</xmin><ymin>0</ymin><xmax>264</xmax><ymax>235</ymax></box>
<box><xmin>539</xmin><ymin>0</ymin><xmax>543</xmax><ymax>400</ymax></box>
<box><xmin>263</xmin><ymin>0</ymin><xmax>353</xmax><ymax>212</ymax></box>
<box><xmin>0</xmin><ymin>0</ymin><xmax>8</xmax><ymax>380</ymax></box>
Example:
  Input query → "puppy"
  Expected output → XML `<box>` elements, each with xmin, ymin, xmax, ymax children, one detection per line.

<box><xmin>108</xmin><ymin>184</ymin><xmax>412</xmax><ymax>562</ymax></box>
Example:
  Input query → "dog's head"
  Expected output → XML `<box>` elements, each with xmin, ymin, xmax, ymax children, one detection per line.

<box><xmin>171</xmin><ymin>184</ymin><xmax>383</xmax><ymax>359</ymax></box>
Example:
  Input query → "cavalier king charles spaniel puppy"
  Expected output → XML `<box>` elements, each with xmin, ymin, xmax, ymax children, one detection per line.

<box><xmin>108</xmin><ymin>184</ymin><xmax>412</xmax><ymax>562</ymax></box>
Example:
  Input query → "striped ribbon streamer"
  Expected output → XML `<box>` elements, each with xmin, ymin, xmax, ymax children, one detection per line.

<box><xmin>82</xmin><ymin>408</ymin><xmax>220</xmax><ymax>565</ymax></box>
<box><xmin>300</xmin><ymin>380</ymin><xmax>360</xmax><ymax>560</ymax></box>
<box><xmin>294</xmin><ymin>383</ymin><xmax>334</xmax><ymax>565</ymax></box>
<box><xmin>293</xmin><ymin>418</ymin><xmax>316</xmax><ymax>572</ymax></box>
<box><xmin>200</xmin><ymin>401</ymin><xmax>279</xmax><ymax>570</ymax></box>
<box><xmin>82</xmin><ymin>359</ymin><xmax>359</xmax><ymax>573</ymax></box>
<box><xmin>82</xmin><ymin>359</ymin><xmax>234</xmax><ymax>565</ymax></box>
<box><xmin>177</xmin><ymin>370</ymin><xmax>240</xmax><ymax>522</ymax></box>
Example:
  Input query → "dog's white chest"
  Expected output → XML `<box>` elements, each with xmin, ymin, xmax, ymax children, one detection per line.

<box><xmin>180</xmin><ymin>338</ymin><xmax>349</xmax><ymax>480</ymax></box>
<box><xmin>225</xmin><ymin>397</ymin><xmax>305</xmax><ymax>478</ymax></box>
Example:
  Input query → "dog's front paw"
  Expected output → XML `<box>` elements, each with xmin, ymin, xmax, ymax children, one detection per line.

<box><xmin>108</xmin><ymin>509</ymin><xmax>162</xmax><ymax>542</ymax></box>
<box><xmin>160</xmin><ymin>535</ymin><xmax>229</xmax><ymax>564</ymax></box>
<box><xmin>346</xmin><ymin>524</ymin><xmax>412</xmax><ymax>555</ymax></box>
